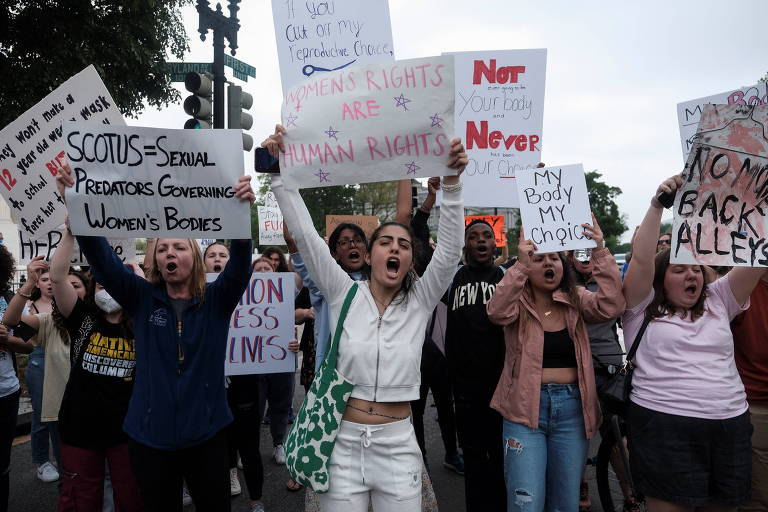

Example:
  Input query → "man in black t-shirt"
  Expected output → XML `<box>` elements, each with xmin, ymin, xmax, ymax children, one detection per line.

<box><xmin>444</xmin><ymin>219</ymin><xmax>507</xmax><ymax>512</ymax></box>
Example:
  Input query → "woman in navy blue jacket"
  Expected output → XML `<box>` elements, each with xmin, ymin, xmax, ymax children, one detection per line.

<box><xmin>58</xmin><ymin>165</ymin><xmax>255</xmax><ymax>512</ymax></box>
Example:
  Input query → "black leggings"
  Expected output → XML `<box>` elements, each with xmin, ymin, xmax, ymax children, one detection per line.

<box><xmin>0</xmin><ymin>391</ymin><xmax>19</xmax><ymax>512</ymax></box>
<box><xmin>226</xmin><ymin>375</ymin><xmax>263</xmax><ymax>501</ymax></box>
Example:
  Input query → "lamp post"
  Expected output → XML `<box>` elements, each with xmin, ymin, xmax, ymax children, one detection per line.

<box><xmin>194</xmin><ymin>0</ymin><xmax>241</xmax><ymax>129</ymax></box>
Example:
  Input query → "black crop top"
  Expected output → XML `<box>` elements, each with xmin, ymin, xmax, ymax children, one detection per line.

<box><xmin>542</xmin><ymin>328</ymin><xmax>577</xmax><ymax>368</ymax></box>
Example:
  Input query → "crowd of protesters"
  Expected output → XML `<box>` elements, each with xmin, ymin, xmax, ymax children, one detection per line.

<box><xmin>0</xmin><ymin>127</ymin><xmax>761</xmax><ymax>512</ymax></box>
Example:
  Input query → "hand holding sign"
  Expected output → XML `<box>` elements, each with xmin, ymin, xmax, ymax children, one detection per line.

<box><xmin>581</xmin><ymin>213</ymin><xmax>604</xmax><ymax>249</ymax></box>
<box><xmin>234</xmin><ymin>175</ymin><xmax>256</xmax><ymax>206</ymax></box>
<box><xmin>26</xmin><ymin>256</ymin><xmax>49</xmax><ymax>285</ymax></box>
<box><xmin>652</xmin><ymin>174</ymin><xmax>683</xmax><ymax>209</ymax></box>
<box><xmin>517</xmin><ymin>228</ymin><xmax>537</xmax><ymax>265</ymax></box>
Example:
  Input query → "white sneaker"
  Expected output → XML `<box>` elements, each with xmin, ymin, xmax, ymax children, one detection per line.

<box><xmin>230</xmin><ymin>468</ymin><xmax>242</xmax><ymax>496</ymax></box>
<box><xmin>273</xmin><ymin>444</ymin><xmax>286</xmax><ymax>465</ymax></box>
<box><xmin>36</xmin><ymin>462</ymin><xmax>59</xmax><ymax>482</ymax></box>
<box><xmin>182</xmin><ymin>486</ymin><xmax>192</xmax><ymax>506</ymax></box>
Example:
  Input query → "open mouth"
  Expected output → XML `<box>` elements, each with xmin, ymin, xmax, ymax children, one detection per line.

<box><xmin>685</xmin><ymin>284</ymin><xmax>698</xmax><ymax>296</ymax></box>
<box><xmin>544</xmin><ymin>269</ymin><xmax>555</xmax><ymax>279</ymax></box>
<box><xmin>213</xmin><ymin>264</ymin><xmax>222</xmax><ymax>272</ymax></box>
<box><xmin>476</xmin><ymin>244</ymin><xmax>488</xmax><ymax>255</ymax></box>
<box><xmin>385</xmin><ymin>257</ymin><xmax>400</xmax><ymax>278</ymax></box>
<box><xmin>166</xmin><ymin>262</ymin><xmax>178</xmax><ymax>272</ymax></box>
<box><xmin>348</xmin><ymin>250</ymin><xmax>361</xmax><ymax>262</ymax></box>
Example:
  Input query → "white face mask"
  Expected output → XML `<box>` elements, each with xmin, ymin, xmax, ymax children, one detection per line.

<box><xmin>94</xmin><ymin>289</ymin><xmax>122</xmax><ymax>314</ymax></box>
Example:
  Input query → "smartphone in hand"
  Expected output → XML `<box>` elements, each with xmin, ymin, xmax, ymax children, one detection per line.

<box><xmin>254</xmin><ymin>147</ymin><xmax>280</xmax><ymax>173</ymax></box>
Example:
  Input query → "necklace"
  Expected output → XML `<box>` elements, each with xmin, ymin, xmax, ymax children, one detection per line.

<box><xmin>346</xmin><ymin>403</ymin><xmax>409</xmax><ymax>420</ymax></box>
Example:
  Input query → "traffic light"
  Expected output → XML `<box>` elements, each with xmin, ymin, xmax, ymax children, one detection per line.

<box><xmin>183</xmin><ymin>72</ymin><xmax>213</xmax><ymax>129</ymax></box>
<box><xmin>227</xmin><ymin>84</ymin><xmax>253</xmax><ymax>151</ymax></box>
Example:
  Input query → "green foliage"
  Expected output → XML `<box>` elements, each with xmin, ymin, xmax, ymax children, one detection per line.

<box><xmin>759</xmin><ymin>72</ymin><xmax>768</xmax><ymax>84</ymax></box>
<box><xmin>353</xmin><ymin>181</ymin><xmax>397</xmax><ymax>220</ymax></box>
<box><xmin>585</xmin><ymin>170</ymin><xmax>628</xmax><ymax>252</ymax></box>
<box><xmin>0</xmin><ymin>1</ymin><xmax>191</xmax><ymax>126</ymax></box>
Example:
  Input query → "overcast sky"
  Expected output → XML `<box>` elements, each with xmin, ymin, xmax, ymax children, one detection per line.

<box><xmin>136</xmin><ymin>0</ymin><xmax>768</xmax><ymax>241</ymax></box>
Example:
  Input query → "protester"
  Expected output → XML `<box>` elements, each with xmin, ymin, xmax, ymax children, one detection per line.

<box><xmin>58</xmin><ymin>164</ymin><xmax>255</xmax><ymax>512</ymax></box>
<box><xmin>444</xmin><ymin>218</ymin><xmax>507</xmax><ymax>511</ymax></box>
<box><xmin>731</xmin><ymin>269</ymin><xmax>768</xmax><ymax>512</ymax></box>
<box><xmin>622</xmin><ymin>175</ymin><xmax>764</xmax><ymax>511</ymax></box>
<box><xmin>487</xmin><ymin>219</ymin><xmax>624</xmax><ymax>512</ymax></box>
<box><xmin>262</xmin><ymin>247</ymin><xmax>290</xmax><ymax>273</ymax></box>
<box><xmin>266</xmin><ymin>124</ymin><xmax>467</xmax><ymax>511</ymax></box>
<box><xmin>655</xmin><ymin>232</ymin><xmax>672</xmax><ymax>253</ymax></box>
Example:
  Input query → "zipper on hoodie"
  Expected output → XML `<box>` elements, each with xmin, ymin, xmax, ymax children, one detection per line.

<box><xmin>373</xmin><ymin>315</ymin><xmax>382</xmax><ymax>401</ymax></box>
<box><xmin>176</xmin><ymin>317</ymin><xmax>184</xmax><ymax>376</ymax></box>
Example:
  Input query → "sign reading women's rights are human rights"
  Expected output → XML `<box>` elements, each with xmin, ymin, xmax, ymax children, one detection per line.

<box><xmin>278</xmin><ymin>56</ymin><xmax>455</xmax><ymax>189</ymax></box>
<box><xmin>63</xmin><ymin>123</ymin><xmax>250</xmax><ymax>239</ymax></box>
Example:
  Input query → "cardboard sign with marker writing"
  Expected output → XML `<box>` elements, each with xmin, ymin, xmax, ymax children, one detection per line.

<box><xmin>325</xmin><ymin>214</ymin><xmax>379</xmax><ymax>237</ymax></box>
<box><xmin>258</xmin><ymin>206</ymin><xmax>285</xmax><ymax>246</ymax></box>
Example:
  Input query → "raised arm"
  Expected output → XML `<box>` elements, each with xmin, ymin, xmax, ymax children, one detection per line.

<box><xmin>576</xmin><ymin>214</ymin><xmax>626</xmax><ymax>322</ymax></box>
<box><xmin>50</xmin><ymin>226</ymin><xmax>78</xmax><ymax>317</ymax></box>
<box><xmin>487</xmin><ymin>231</ymin><xmax>533</xmax><ymax>326</ymax></box>
<box><xmin>2</xmin><ymin>258</ymin><xmax>45</xmax><ymax>330</ymax></box>
<box><xmin>623</xmin><ymin>175</ymin><xmax>682</xmax><ymax>308</ymax></box>
<box><xmin>394</xmin><ymin>179</ymin><xmax>412</xmax><ymax>225</ymax></box>
<box><xmin>209</xmin><ymin>238</ymin><xmax>253</xmax><ymax>314</ymax></box>
<box><xmin>726</xmin><ymin>267</ymin><xmax>766</xmax><ymax>307</ymax></box>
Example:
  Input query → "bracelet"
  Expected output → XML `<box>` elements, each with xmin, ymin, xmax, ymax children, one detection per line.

<box><xmin>441</xmin><ymin>182</ymin><xmax>463</xmax><ymax>193</ymax></box>
<box><xmin>16</xmin><ymin>290</ymin><xmax>31</xmax><ymax>299</ymax></box>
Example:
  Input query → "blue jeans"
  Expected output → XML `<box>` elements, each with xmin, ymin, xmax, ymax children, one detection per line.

<box><xmin>27</xmin><ymin>346</ymin><xmax>52</xmax><ymax>465</ymax></box>
<box><xmin>503</xmin><ymin>383</ymin><xmax>589</xmax><ymax>512</ymax></box>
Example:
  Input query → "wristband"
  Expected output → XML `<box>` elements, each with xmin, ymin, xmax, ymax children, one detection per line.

<box><xmin>16</xmin><ymin>290</ymin><xmax>32</xmax><ymax>299</ymax></box>
<box><xmin>441</xmin><ymin>182</ymin><xmax>462</xmax><ymax>193</ymax></box>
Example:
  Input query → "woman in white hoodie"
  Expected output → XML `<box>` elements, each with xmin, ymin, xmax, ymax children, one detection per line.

<box><xmin>265</xmin><ymin>125</ymin><xmax>467</xmax><ymax>512</ymax></box>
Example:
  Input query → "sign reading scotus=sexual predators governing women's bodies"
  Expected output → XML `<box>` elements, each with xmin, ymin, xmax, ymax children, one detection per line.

<box><xmin>279</xmin><ymin>56</ymin><xmax>455</xmax><ymax>189</ymax></box>
<box><xmin>64</xmin><ymin>123</ymin><xmax>250</xmax><ymax>239</ymax></box>
<box><xmin>672</xmin><ymin>104</ymin><xmax>768</xmax><ymax>267</ymax></box>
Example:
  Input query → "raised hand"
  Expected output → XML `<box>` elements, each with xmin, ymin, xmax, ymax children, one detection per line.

<box><xmin>517</xmin><ymin>228</ymin><xmax>537</xmax><ymax>265</ymax></box>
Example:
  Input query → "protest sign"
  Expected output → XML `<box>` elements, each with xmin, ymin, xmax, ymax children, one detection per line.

<box><xmin>264</xmin><ymin>190</ymin><xmax>279</xmax><ymax>208</ymax></box>
<box><xmin>207</xmin><ymin>272</ymin><xmax>296</xmax><ymax>375</ymax></box>
<box><xmin>464</xmin><ymin>215</ymin><xmax>506</xmax><ymax>246</ymax></box>
<box><xmin>672</xmin><ymin>104</ymin><xmax>768</xmax><ymax>267</ymax></box>
<box><xmin>279</xmin><ymin>56</ymin><xmax>455</xmax><ymax>189</ymax></box>
<box><xmin>258</xmin><ymin>206</ymin><xmax>285</xmax><ymax>246</ymax></box>
<box><xmin>0</xmin><ymin>65</ymin><xmax>124</xmax><ymax>247</ymax></box>
<box><xmin>271</xmin><ymin>0</ymin><xmax>394</xmax><ymax>95</ymax></box>
<box><xmin>452</xmin><ymin>49</ymin><xmax>546</xmax><ymax>208</ymax></box>
<box><xmin>18</xmin><ymin>227</ymin><xmax>135</xmax><ymax>265</ymax></box>
<box><xmin>325</xmin><ymin>214</ymin><xmax>379</xmax><ymax>237</ymax></box>
<box><xmin>677</xmin><ymin>82</ymin><xmax>768</xmax><ymax>160</ymax></box>
<box><xmin>516</xmin><ymin>164</ymin><xmax>595</xmax><ymax>254</ymax></box>
<box><xmin>63</xmin><ymin>123</ymin><xmax>249</xmax><ymax>239</ymax></box>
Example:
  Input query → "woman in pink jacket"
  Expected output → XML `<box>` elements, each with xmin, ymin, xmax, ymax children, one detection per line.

<box><xmin>487</xmin><ymin>221</ymin><xmax>625</xmax><ymax>511</ymax></box>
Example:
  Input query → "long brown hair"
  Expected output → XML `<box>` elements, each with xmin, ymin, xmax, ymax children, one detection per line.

<box><xmin>147</xmin><ymin>239</ymin><xmax>207</xmax><ymax>301</ymax></box>
<box><xmin>364</xmin><ymin>222</ymin><xmax>421</xmax><ymax>305</ymax></box>
<box><xmin>645</xmin><ymin>248</ymin><xmax>707</xmax><ymax>322</ymax></box>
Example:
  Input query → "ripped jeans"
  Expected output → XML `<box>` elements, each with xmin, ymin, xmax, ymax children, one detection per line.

<box><xmin>502</xmin><ymin>384</ymin><xmax>589</xmax><ymax>512</ymax></box>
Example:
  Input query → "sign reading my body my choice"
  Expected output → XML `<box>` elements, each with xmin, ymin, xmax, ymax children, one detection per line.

<box><xmin>64</xmin><ymin>123</ymin><xmax>249</xmax><ymax>239</ymax></box>
<box><xmin>279</xmin><ymin>56</ymin><xmax>455</xmax><ymax>189</ymax></box>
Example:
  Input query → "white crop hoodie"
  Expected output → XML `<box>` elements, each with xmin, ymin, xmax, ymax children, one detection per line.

<box><xmin>273</xmin><ymin>176</ymin><xmax>464</xmax><ymax>402</ymax></box>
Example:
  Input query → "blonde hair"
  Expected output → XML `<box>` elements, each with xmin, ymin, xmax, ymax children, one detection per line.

<box><xmin>147</xmin><ymin>239</ymin><xmax>207</xmax><ymax>301</ymax></box>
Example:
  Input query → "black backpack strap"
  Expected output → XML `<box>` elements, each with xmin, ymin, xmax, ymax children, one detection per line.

<box><xmin>626</xmin><ymin>316</ymin><xmax>651</xmax><ymax>364</ymax></box>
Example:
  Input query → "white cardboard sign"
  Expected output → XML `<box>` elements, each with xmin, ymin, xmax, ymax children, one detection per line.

<box><xmin>207</xmin><ymin>272</ymin><xmax>296</xmax><ymax>375</ymax></box>
<box><xmin>63</xmin><ymin>123</ymin><xmax>249</xmax><ymax>238</ymax></box>
<box><xmin>516</xmin><ymin>164</ymin><xmax>595</xmax><ymax>254</ymax></box>
<box><xmin>271</xmin><ymin>0</ymin><xmax>395</xmax><ymax>95</ymax></box>
<box><xmin>677</xmin><ymin>82</ymin><xmax>768</xmax><ymax>160</ymax></box>
<box><xmin>18</xmin><ymin>227</ymin><xmax>135</xmax><ymax>265</ymax></box>
<box><xmin>280</xmin><ymin>55</ymin><xmax>455</xmax><ymax>189</ymax></box>
<box><xmin>258</xmin><ymin>206</ymin><xmax>285</xmax><ymax>246</ymax></box>
<box><xmin>0</xmin><ymin>66</ymin><xmax>125</xmax><ymax>247</ymax></box>
<box><xmin>452</xmin><ymin>49</ymin><xmax>547</xmax><ymax>207</ymax></box>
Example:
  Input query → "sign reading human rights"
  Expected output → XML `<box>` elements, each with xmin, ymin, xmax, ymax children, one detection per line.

<box><xmin>516</xmin><ymin>164</ymin><xmax>595</xmax><ymax>254</ymax></box>
<box><xmin>672</xmin><ymin>104</ymin><xmax>768</xmax><ymax>267</ymax></box>
<box><xmin>271</xmin><ymin>0</ymin><xmax>395</xmax><ymax>95</ymax></box>
<box><xmin>207</xmin><ymin>272</ymin><xmax>296</xmax><ymax>375</ymax></box>
<box><xmin>63</xmin><ymin>123</ymin><xmax>249</xmax><ymax>239</ymax></box>
<box><xmin>279</xmin><ymin>56</ymin><xmax>455</xmax><ymax>189</ymax></box>
<box><xmin>452</xmin><ymin>49</ymin><xmax>547</xmax><ymax>208</ymax></box>
<box><xmin>677</xmin><ymin>82</ymin><xmax>767</xmax><ymax>160</ymax></box>
<box><xmin>0</xmin><ymin>66</ymin><xmax>124</xmax><ymax>251</ymax></box>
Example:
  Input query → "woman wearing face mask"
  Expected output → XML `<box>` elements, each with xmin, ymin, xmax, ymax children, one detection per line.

<box><xmin>265</xmin><ymin>125</ymin><xmax>467</xmax><ymax>511</ymax></box>
<box><xmin>58</xmin><ymin>164</ymin><xmax>255</xmax><ymax>512</ymax></box>
<box><xmin>621</xmin><ymin>176</ymin><xmax>764</xmax><ymax>512</ymax></box>
<box><xmin>486</xmin><ymin>220</ymin><xmax>625</xmax><ymax>512</ymax></box>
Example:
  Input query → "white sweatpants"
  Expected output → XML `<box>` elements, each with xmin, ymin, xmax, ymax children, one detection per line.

<box><xmin>319</xmin><ymin>418</ymin><xmax>422</xmax><ymax>512</ymax></box>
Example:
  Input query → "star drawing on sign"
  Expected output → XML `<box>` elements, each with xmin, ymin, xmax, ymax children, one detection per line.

<box><xmin>285</xmin><ymin>112</ymin><xmax>298</xmax><ymax>127</ymax></box>
<box><xmin>324</xmin><ymin>126</ymin><xmax>339</xmax><ymax>140</ymax></box>
<box><xmin>314</xmin><ymin>168</ymin><xmax>331</xmax><ymax>183</ymax></box>
<box><xmin>394</xmin><ymin>93</ymin><xmax>411</xmax><ymax>111</ymax></box>
<box><xmin>430</xmin><ymin>113</ymin><xmax>443</xmax><ymax>128</ymax></box>
<box><xmin>405</xmin><ymin>161</ymin><xmax>421</xmax><ymax>175</ymax></box>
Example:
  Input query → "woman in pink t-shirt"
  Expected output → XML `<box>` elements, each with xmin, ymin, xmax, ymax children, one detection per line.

<box><xmin>622</xmin><ymin>175</ymin><xmax>764</xmax><ymax>511</ymax></box>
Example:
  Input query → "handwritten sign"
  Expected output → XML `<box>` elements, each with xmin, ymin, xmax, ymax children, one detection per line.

<box><xmin>672</xmin><ymin>104</ymin><xmax>768</xmax><ymax>267</ymax></box>
<box><xmin>279</xmin><ymin>56</ymin><xmax>455</xmax><ymax>189</ymax></box>
<box><xmin>516</xmin><ymin>164</ymin><xmax>594</xmax><ymax>254</ymax></box>
<box><xmin>264</xmin><ymin>190</ymin><xmax>279</xmax><ymax>208</ymax></box>
<box><xmin>464</xmin><ymin>215</ymin><xmax>506</xmax><ymax>246</ymax></box>
<box><xmin>258</xmin><ymin>206</ymin><xmax>285</xmax><ymax>246</ymax></box>
<box><xmin>207</xmin><ymin>272</ymin><xmax>296</xmax><ymax>375</ymax></box>
<box><xmin>63</xmin><ymin>123</ymin><xmax>249</xmax><ymax>239</ymax></box>
<box><xmin>452</xmin><ymin>50</ymin><xmax>547</xmax><ymax>207</ymax></box>
<box><xmin>271</xmin><ymin>0</ymin><xmax>394</xmax><ymax>95</ymax></box>
<box><xmin>325</xmin><ymin>214</ymin><xmax>378</xmax><ymax>237</ymax></box>
<box><xmin>18</xmin><ymin>227</ymin><xmax>135</xmax><ymax>265</ymax></box>
<box><xmin>0</xmin><ymin>66</ymin><xmax>124</xmax><ymax>247</ymax></box>
<box><xmin>677</xmin><ymin>82</ymin><xmax>768</xmax><ymax>160</ymax></box>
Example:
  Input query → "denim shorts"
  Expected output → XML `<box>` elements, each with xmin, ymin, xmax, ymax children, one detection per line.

<box><xmin>628</xmin><ymin>402</ymin><xmax>753</xmax><ymax>507</ymax></box>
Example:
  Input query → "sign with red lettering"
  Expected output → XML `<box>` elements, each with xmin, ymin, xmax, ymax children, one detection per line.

<box><xmin>207</xmin><ymin>272</ymin><xmax>297</xmax><ymax>375</ymax></box>
<box><xmin>464</xmin><ymin>215</ymin><xmax>506</xmax><ymax>246</ymax></box>
<box><xmin>677</xmin><ymin>83</ymin><xmax>768</xmax><ymax>161</ymax></box>
<box><xmin>279</xmin><ymin>55</ymin><xmax>455</xmax><ymax>189</ymax></box>
<box><xmin>0</xmin><ymin>65</ymin><xmax>124</xmax><ymax>261</ymax></box>
<box><xmin>672</xmin><ymin>104</ymin><xmax>768</xmax><ymax>267</ymax></box>
<box><xmin>452</xmin><ymin>49</ymin><xmax>546</xmax><ymax>207</ymax></box>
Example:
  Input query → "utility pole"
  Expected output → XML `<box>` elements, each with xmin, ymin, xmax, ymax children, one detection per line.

<box><xmin>193</xmin><ymin>0</ymin><xmax>241</xmax><ymax>129</ymax></box>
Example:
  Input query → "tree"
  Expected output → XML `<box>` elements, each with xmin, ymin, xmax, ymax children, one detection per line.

<box><xmin>353</xmin><ymin>181</ymin><xmax>397</xmax><ymax>220</ymax></box>
<box><xmin>0</xmin><ymin>1</ymin><xmax>191</xmax><ymax>126</ymax></box>
<box><xmin>585</xmin><ymin>171</ymin><xmax>628</xmax><ymax>252</ymax></box>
